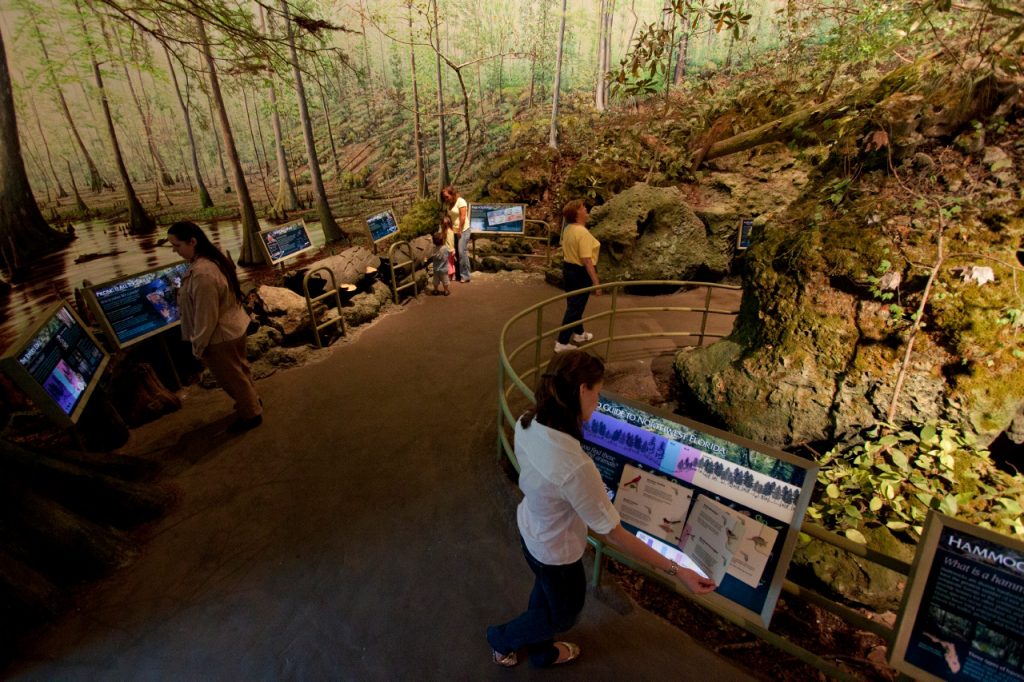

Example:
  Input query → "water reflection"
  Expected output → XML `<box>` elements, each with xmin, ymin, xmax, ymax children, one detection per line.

<box><xmin>0</xmin><ymin>217</ymin><xmax>326</xmax><ymax>351</ymax></box>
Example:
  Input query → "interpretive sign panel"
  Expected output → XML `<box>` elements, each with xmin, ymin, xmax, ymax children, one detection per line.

<box><xmin>468</xmin><ymin>203</ymin><xmax>526</xmax><ymax>235</ymax></box>
<box><xmin>0</xmin><ymin>301</ymin><xmax>109</xmax><ymax>425</ymax></box>
<box><xmin>890</xmin><ymin>512</ymin><xmax>1024</xmax><ymax>682</ymax></box>
<box><xmin>84</xmin><ymin>261</ymin><xmax>190</xmax><ymax>349</ymax></box>
<box><xmin>366</xmin><ymin>210</ymin><xmax>400</xmax><ymax>244</ymax></box>
<box><xmin>737</xmin><ymin>218</ymin><xmax>753</xmax><ymax>250</ymax></box>
<box><xmin>582</xmin><ymin>392</ymin><xmax>817</xmax><ymax>626</ymax></box>
<box><xmin>259</xmin><ymin>220</ymin><xmax>314</xmax><ymax>265</ymax></box>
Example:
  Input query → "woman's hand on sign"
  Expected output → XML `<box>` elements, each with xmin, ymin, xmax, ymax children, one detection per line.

<box><xmin>675</xmin><ymin>568</ymin><xmax>717</xmax><ymax>595</ymax></box>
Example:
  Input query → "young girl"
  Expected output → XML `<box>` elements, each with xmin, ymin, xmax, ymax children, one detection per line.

<box><xmin>440</xmin><ymin>214</ymin><xmax>456</xmax><ymax>281</ymax></box>
<box><xmin>430</xmin><ymin>231</ymin><xmax>451</xmax><ymax>296</ymax></box>
<box><xmin>486</xmin><ymin>350</ymin><xmax>716</xmax><ymax>667</ymax></box>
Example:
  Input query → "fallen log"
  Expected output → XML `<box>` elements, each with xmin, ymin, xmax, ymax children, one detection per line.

<box><xmin>692</xmin><ymin>59</ymin><xmax>924</xmax><ymax>169</ymax></box>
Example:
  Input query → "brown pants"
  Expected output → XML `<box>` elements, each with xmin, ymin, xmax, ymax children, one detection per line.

<box><xmin>204</xmin><ymin>335</ymin><xmax>261</xmax><ymax>419</ymax></box>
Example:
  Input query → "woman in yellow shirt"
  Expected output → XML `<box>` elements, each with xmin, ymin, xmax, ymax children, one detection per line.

<box><xmin>555</xmin><ymin>200</ymin><xmax>601</xmax><ymax>352</ymax></box>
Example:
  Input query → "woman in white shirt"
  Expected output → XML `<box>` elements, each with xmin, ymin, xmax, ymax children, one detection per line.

<box><xmin>486</xmin><ymin>350</ymin><xmax>716</xmax><ymax>667</ymax></box>
<box><xmin>441</xmin><ymin>185</ymin><xmax>471</xmax><ymax>282</ymax></box>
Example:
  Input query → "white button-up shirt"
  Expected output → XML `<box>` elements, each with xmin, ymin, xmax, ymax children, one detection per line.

<box><xmin>515</xmin><ymin>418</ymin><xmax>621</xmax><ymax>565</ymax></box>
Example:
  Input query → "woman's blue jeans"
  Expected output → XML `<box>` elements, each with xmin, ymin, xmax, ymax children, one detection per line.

<box><xmin>486</xmin><ymin>540</ymin><xmax>587</xmax><ymax>667</ymax></box>
<box><xmin>457</xmin><ymin>229</ymin><xmax>472</xmax><ymax>281</ymax></box>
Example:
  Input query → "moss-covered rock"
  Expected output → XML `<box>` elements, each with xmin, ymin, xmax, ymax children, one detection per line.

<box><xmin>791</xmin><ymin>526</ymin><xmax>914</xmax><ymax>612</ymax></box>
<box><xmin>674</xmin><ymin>78</ymin><xmax>1024</xmax><ymax>448</ymax></box>
<box><xmin>587</xmin><ymin>183</ymin><xmax>728</xmax><ymax>282</ymax></box>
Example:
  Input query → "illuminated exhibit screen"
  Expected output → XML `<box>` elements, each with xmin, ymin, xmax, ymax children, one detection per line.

<box><xmin>468</xmin><ymin>203</ymin><xmax>526</xmax><ymax>235</ymax></box>
<box><xmin>890</xmin><ymin>512</ymin><xmax>1024</xmax><ymax>682</ymax></box>
<box><xmin>259</xmin><ymin>220</ymin><xmax>314</xmax><ymax>265</ymax></box>
<box><xmin>85</xmin><ymin>261</ymin><xmax>190</xmax><ymax>349</ymax></box>
<box><xmin>366</xmin><ymin>210</ymin><xmax>400</xmax><ymax>243</ymax></box>
<box><xmin>581</xmin><ymin>393</ymin><xmax>817</xmax><ymax>626</ymax></box>
<box><xmin>0</xmin><ymin>302</ymin><xmax>108</xmax><ymax>424</ymax></box>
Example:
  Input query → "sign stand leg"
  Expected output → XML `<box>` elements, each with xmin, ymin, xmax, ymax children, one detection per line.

<box><xmin>159</xmin><ymin>335</ymin><xmax>182</xmax><ymax>390</ymax></box>
<box><xmin>69</xmin><ymin>425</ymin><xmax>87</xmax><ymax>453</ymax></box>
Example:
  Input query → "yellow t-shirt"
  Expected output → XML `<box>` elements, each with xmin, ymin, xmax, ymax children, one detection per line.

<box><xmin>561</xmin><ymin>223</ymin><xmax>600</xmax><ymax>266</ymax></box>
<box><xmin>449</xmin><ymin>197</ymin><xmax>468</xmax><ymax>233</ymax></box>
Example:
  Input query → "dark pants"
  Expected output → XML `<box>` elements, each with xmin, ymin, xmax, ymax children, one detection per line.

<box><xmin>486</xmin><ymin>541</ymin><xmax>587</xmax><ymax>667</ymax></box>
<box><xmin>204</xmin><ymin>335</ymin><xmax>262</xmax><ymax>419</ymax></box>
<box><xmin>558</xmin><ymin>263</ymin><xmax>591</xmax><ymax>344</ymax></box>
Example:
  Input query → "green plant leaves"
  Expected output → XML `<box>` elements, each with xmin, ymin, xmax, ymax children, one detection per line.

<box><xmin>811</xmin><ymin>419</ymin><xmax>1024</xmax><ymax>543</ymax></box>
<box><xmin>845</xmin><ymin>528</ymin><xmax>867</xmax><ymax>544</ymax></box>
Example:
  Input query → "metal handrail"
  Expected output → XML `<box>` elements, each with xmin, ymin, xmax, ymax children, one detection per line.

<box><xmin>497</xmin><ymin>280</ymin><xmax>909</xmax><ymax>680</ymax></box>
<box><xmin>386</xmin><ymin>239</ymin><xmax>420</xmax><ymax>303</ymax></box>
<box><xmin>303</xmin><ymin>266</ymin><xmax>347</xmax><ymax>349</ymax></box>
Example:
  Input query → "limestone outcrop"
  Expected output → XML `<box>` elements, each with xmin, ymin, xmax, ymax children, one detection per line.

<box><xmin>588</xmin><ymin>183</ymin><xmax>724</xmax><ymax>282</ymax></box>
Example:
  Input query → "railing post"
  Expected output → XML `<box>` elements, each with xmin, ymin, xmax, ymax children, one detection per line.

<box><xmin>698</xmin><ymin>285</ymin><xmax>713</xmax><ymax>347</ymax></box>
<box><xmin>606</xmin><ymin>284</ymin><xmax>618</xmax><ymax>360</ymax></box>
<box><xmin>534</xmin><ymin>308</ymin><xmax>544</xmax><ymax>390</ymax></box>
<box><xmin>591</xmin><ymin>541</ymin><xmax>605</xmax><ymax>588</ymax></box>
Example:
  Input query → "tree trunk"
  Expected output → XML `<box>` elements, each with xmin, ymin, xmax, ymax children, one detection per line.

<box><xmin>206</xmin><ymin>89</ymin><xmax>231</xmax><ymax>193</ymax></box>
<box><xmin>269</xmin><ymin>79</ymin><xmax>298</xmax><ymax>214</ymax></box>
<box><xmin>29</xmin><ymin>99</ymin><xmax>68</xmax><ymax>199</ymax></box>
<box><xmin>603</xmin><ymin>2</ymin><xmax>614</xmax><ymax>106</ymax></box>
<box><xmin>0</xmin><ymin>24</ymin><xmax>70</xmax><ymax>278</ymax></box>
<box><xmin>242</xmin><ymin>88</ymin><xmax>272</xmax><ymax>205</ymax></box>
<box><xmin>313</xmin><ymin>60</ymin><xmax>342</xmax><ymax>180</ymax></box>
<box><xmin>252</xmin><ymin>89</ymin><xmax>271</xmax><ymax>179</ymax></box>
<box><xmin>595</xmin><ymin>0</ymin><xmax>607</xmax><ymax>111</ymax></box>
<box><xmin>529</xmin><ymin>52</ymin><xmax>536</xmax><ymax>108</ymax></box>
<box><xmin>693</xmin><ymin>61</ymin><xmax>921</xmax><ymax>168</ymax></box>
<box><xmin>33</xmin><ymin>26</ymin><xmax>103</xmax><ymax>193</ymax></box>
<box><xmin>65</xmin><ymin>158</ymin><xmax>90</xmax><ymax>214</ymax></box>
<box><xmin>673</xmin><ymin>30</ymin><xmax>689</xmax><ymax>85</ymax></box>
<box><xmin>77</xmin><ymin>1</ymin><xmax>154</xmax><ymax>235</ymax></box>
<box><xmin>432</xmin><ymin>0</ymin><xmax>450</xmax><ymax>191</ymax></box>
<box><xmin>280</xmin><ymin>0</ymin><xmax>346</xmax><ymax>244</ymax></box>
<box><xmin>408</xmin><ymin>3</ymin><xmax>427</xmax><ymax>199</ymax></box>
<box><xmin>196</xmin><ymin>17</ymin><xmax>261</xmax><ymax>262</ymax></box>
<box><xmin>110</xmin><ymin>30</ymin><xmax>174</xmax><ymax>187</ymax></box>
<box><xmin>359</xmin><ymin>1</ymin><xmax>374</xmax><ymax>115</ymax></box>
<box><xmin>22</xmin><ymin>138</ymin><xmax>52</xmax><ymax>208</ymax></box>
<box><xmin>164</xmin><ymin>45</ymin><xmax>213</xmax><ymax>209</ymax></box>
<box><xmin>259</xmin><ymin>5</ymin><xmax>299</xmax><ymax>215</ymax></box>
<box><xmin>549</xmin><ymin>0</ymin><xmax>568</xmax><ymax>149</ymax></box>
<box><xmin>664</xmin><ymin>5</ymin><xmax>677</xmax><ymax>103</ymax></box>
<box><xmin>476</xmin><ymin>62</ymin><xmax>485</xmax><ymax>118</ymax></box>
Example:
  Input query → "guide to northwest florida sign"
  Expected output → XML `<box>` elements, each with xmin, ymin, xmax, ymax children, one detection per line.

<box><xmin>581</xmin><ymin>392</ymin><xmax>817</xmax><ymax>626</ymax></box>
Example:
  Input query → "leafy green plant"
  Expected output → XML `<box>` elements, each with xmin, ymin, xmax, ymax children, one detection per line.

<box><xmin>810</xmin><ymin>421</ymin><xmax>1024</xmax><ymax>543</ymax></box>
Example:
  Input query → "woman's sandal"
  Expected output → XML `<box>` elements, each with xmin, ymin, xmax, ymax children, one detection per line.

<box><xmin>552</xmin><ymin>641</ymin><xmax>581</xmax><ymax>665</ymax></box>
<box><xmin>491</xmin><ymin>649</ymin><xmax>519</xmax><ymax>667</ymax></box>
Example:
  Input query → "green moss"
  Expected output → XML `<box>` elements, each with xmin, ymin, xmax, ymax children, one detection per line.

<box><xmin>399</xmin><ymin>197</ymin><xmax>442</xmax><ymax>239</ymax></box>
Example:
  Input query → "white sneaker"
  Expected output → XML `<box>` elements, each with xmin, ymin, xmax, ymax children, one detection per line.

<box><xmin>571</xmin><ymin>332</ymin><xmax>594</xmax><ymax>343</ymax></box>
<box><xmin>554</xmin><ymin>341</ymin><xmax>576</xmax><ymax>353</ymax></box>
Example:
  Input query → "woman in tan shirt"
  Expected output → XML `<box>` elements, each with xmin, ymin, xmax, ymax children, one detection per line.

<box><xmin>168</xmin><ymin>221</ymin><xmax>262</xmax><ymax>432</ymax></box>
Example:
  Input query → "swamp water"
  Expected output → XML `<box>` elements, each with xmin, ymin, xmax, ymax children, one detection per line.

<box><xmin>0</xmin><ymin>218</ymin><xmax>327</xmax><ymax>350</ymax></box>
